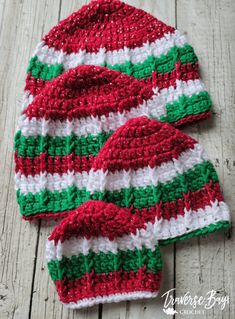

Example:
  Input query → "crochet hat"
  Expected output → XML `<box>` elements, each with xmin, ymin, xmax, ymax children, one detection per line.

<box><xmin>24</xmin><ymin>0</ymin><xmax>211</xmax><ymax>125</ymax></box>
<box><xmin>86</xmin><ymin>117</ymin><xmax>230</xmax><ymax>244</ymax></box>
<box><xmin>15</xmin><ymin>65</ymin><xmax>209</xmax><ymax>220</ymax></box>
<box><xmin>46</xmin><ymin>200</ymin><xmax>163</xmax><ymax>308</ymax></box>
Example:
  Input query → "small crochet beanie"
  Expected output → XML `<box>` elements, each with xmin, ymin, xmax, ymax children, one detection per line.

<box><xmin>46</xmin><ymin>200</ymin><xmax>163</xmax><ymax>308</ymax></box>
<box><xmin>86</xmin><ymin>117</ymin><xmax>230</xmax><ymax>244</ymax></box>
<box><xmin>24</xmin><ymin>0</ymin><xmax>211</xmax><ymax>124</ymax></box>
<box><xmin>15</xmin><ymin>65</ymin><xmax>208</xmax><ymax>220</ymax></box>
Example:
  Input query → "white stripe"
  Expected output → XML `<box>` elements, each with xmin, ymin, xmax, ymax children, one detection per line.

<box><xmin>46</xmin><ymin>200</ymin><xmax>230</xmax><ymax>261</ymax></box>
<box><xmin>62</xmin><ymin>291</ymin><xmax>159</xmax><ymax>309</ymax></box>
<box><xmin>34</xmin><ymin>30</ymin><xmax>187</xmax><ymax>68</ymax></box>
<box><xmin>15</xmin><ymin>170</ymin><xmax>90</xmax><ymax>194</ymax></box>
<box><xmin>21</xmin><ymin>91</ymin><xmax>34</xmax><ymax>112</ymax></box>
<box><xmin>87</xmin><ymin>143</ymin><xmax>207</xmax><ymax>193</ymax></box>
<box><xmin>17</xmin><ymin>89</ymin><xmax>166</xmax><ymax>137</ymax></box>
<box><xmin>15</xmin><ymin>144</ymin><xmax>207</xmax><ymax>195</ymax></box>
<box><xmin>18</xmin><ymin>79</ymin><xmax>205</xmax><ymax>138</ymax></box>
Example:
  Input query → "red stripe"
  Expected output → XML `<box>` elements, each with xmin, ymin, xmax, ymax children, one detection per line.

<box><xmin>14</xmin><ymin>122</ymin><xmax>195</xmax><ymax>175</ymax></box>
<box><xmin>174</xmin><ymin>111</ymin><xmax>212</xmax><ymax>127</ymax></box>
<box><xmin>92</xmin><ymin>117</ymin><xmax>196</xmax><ymax>172</ymax></box>
<box><xmin>147</xmin><ymin>62</ymin><xmax>200</xmax><ymax>89</ymax></box>
<box><xmin>24</xmin><ymin>62</ymin><xmax>200</xmax><ymax>103</ymax></box>
<box><xmin>15</xmin><ymin>120</ymin><xmax>196</xmax><ymax>176</ymax></box>
<box><xmin>54</xmin><ymin>268</ymin><xmax>162</xmax><ymax>304</ymax></box>
<box><xmin>49</xmin><ymin>182</ymin><xmax>223</xmax><ymax>243</ymax></box>
<box><xmin>23</xmin><ymin>210</ymin><xmax>69</xmax><ymax>221</ymax></box>
<box><xmin>24</xmin><ymin>73</ymin><xmax>46</xmax><ymax>97</ymax></box>
<box><xmin>15</xmin><ymin>152</ymin><xmax>95</xmax><ymax>176</ymax></box>
<box><xmin>43</xmin><ymin>0</ymin><xmax>174</xmax><ymax>53</ymax></box>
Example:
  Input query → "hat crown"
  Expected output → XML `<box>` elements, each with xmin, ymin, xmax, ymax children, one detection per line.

<box><xmin>91</xmin><ymin>117</ymin><xmax>196</xmax><ymax>172</ymax></box>
<box><xmin>24</xmin><ymin>66</ymin><xmax>152</xmax><ymax>120</ymax></box>
<box><xmin>91</xmin><ymin>0</ymin><xmax>123</xmax><ymax>13</ymax></box>
<box><xmin>43</xmin><ymin>0</ymin><xmax>174</xmax><ymax>53</ymax></box>
<box><xmin>48</xmin><ymin>200</ymin><xmax>132</xmax><ymax>243</ymax></box>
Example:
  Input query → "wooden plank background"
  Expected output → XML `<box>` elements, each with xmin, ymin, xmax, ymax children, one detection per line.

<box><xmin>0</xmin><ymin>0</ymin><xmax>234</xmax><ymax>318</ymax></box>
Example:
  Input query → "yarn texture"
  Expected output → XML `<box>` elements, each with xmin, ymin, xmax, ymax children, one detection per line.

<box><xmin>23</xmin><ymin>0</ymin><xmax>212</xmax><ymax>125</ymax></box>
<box><xmin>15</xmin><ymin>65</ymin><xmax>210</xmax><ymax>220</ymax></box>
<box><xmin>46</xmin><ymin>200</ymin><xmax>163</xmax><ymax>309</ymax></box>
<box><xmin>86</xmin><ymin>117</ymin><xmax>230</xmax><ymax>244</ymax></box>
<box><xmin>14</xmin><ymin>0</ymin><xmax>231</xmax><ymax>310</ymax></box>
<box><xmin>16</xmin><ymin>106</ymin><xmax>231</xmax><ymax>242</ymax></box>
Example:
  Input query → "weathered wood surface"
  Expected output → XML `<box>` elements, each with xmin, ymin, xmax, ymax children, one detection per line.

<box><xmin>0</xmin><ymin>0</ymin><xmax>234</xmax><ymax>318</ymax></box>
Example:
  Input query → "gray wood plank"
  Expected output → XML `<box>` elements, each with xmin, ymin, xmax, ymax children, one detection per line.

<box><xmin>175</xmin><ymin>0</ymin><xmax>235</xmax><ymax>318</ymax></box>
<box><xmin>60</xmin><ymin>0</ymin><xmax>89</xmax><ymax>19</ymax></box>
<box><xmin>0</xmin><ymin>0</ymin><xmax>62</xmax><ymax>318</ymax></box>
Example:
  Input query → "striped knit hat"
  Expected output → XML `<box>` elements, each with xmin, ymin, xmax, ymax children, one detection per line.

<box><xmin>24</xmin><ymin>0</ymin><xmax>211</xmax><ymax>124</ymax></box>
<box><xmin>15</xmin><ymin>65</ymin><xmax>209</xmax><ymax>220</ymax></box>
<box><xmin>86</xmin><ymin>117</ymin><xmax>231</xmax><ymax>244</ymax></box>
<box><xmin>46</xmin><ymin>200</ymin><xmax>163</xmax><ymax>308</ymax></box>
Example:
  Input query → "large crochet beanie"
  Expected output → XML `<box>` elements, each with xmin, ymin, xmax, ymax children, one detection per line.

<box><xmin>15</xmin><ymin>65</ymin><xmax>208</xmax><ymax>220</ymax></box>
<box><xmin>46</xmin><ymin>200</ymin><xmax>163</xmax><ymax>308</ymax></box>
<box><xmin>86</xmin><ymin>117</ymin><xmax>231</xmax><ymax>244</ymax></box>
<box><xmin>24</xmin><ymin>0</ymin><xmax>211</xmax><ymax>124</ymax></box>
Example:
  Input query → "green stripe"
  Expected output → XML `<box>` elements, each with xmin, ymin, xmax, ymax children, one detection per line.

<box><xmin>17</xmin><ymin>161</ymin><xmax>218</xmax><ymax>216</ymax></box>
<box><xmin>14</xmin><ymin>131</ymin><xmax>112</xmax><ymax>157</ymax></box>
<box><xmin>92</xmin><ymin>161</ymin><xmax>218</xmax><ymax>208</ymax></box>
<box><xmin>28</xmin><ymin>44</ymin><xmax>197</xmax><ymax>81</ymax></box>
<box><xmin>14</xmin><ymin>92</ymin><xmax>211</xmax><ymax>158</ymax></box>
<box><xmin>107</xmin><ymin>44</ymin><xmax>197</xmax><ymax>79</ymax></box>
<box><xmin>48</xmin><ymin>246</ymin><xmax>162</xmax><ymax>282</ymax></box>
<box><xmin>17</xmin><ymin>187</ymin><xmax>90</xmax><ymax>216</ymax></box>
<box><xmin>27</xmin><ymin>56</ymin><xmax>63</xmax><ymax>81</ymax></box>
<box><xmin>159</xmin><ymin>221</ymin><xmax>231</xmax><ymax>245</ymax></box>
<box><xmin>161</xmin><ymin>91</ymin><xmax>212</xmax><ymax>123</ymax></box>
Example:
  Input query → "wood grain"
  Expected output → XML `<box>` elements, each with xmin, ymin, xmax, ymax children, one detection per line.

<box><xmin>0</xmin><ymin>0</ymin><xmax>234</xmax><ymax>318</ymax></box>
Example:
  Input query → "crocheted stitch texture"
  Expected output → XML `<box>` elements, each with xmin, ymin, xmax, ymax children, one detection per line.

<box><xmin>23</xmin><ymin>0</ymin><xmax>211</xmax><ymax>126</ymax></box>
<box><xmin>46</xmin><ymin>200</ymin><xmax>163</xmax><ymax>309</ymax></box>
<box><xmin>16</xmin><ymin>107</ymin><xmax>231</xmax><ymax>243</ymax></box>
<box><xmin>15</xmin><ymin>65</ymin><xmax>210</xmax><ymax>220</ymax></box>
<box><xmin>85</xmin><ymin>117</ymin><xmax>230</xmax><ymax>244</ymax></box>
